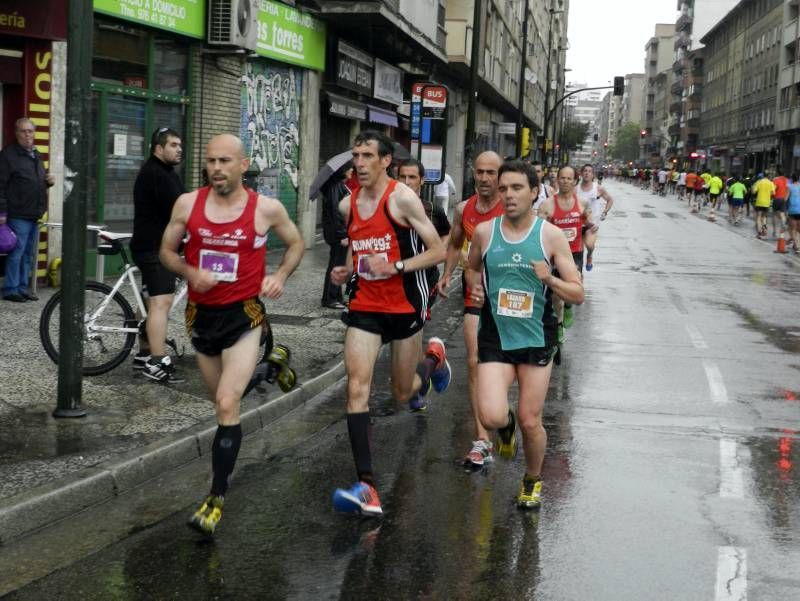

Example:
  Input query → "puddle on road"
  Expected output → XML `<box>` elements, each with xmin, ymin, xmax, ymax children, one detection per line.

<box><xmin>639</xmin><ymin>212</ymin><xmax>657</xmax><ymax>218</ymax></box>
<box><xmin>725</xmin><ymin>303</ymin><xmax>800</xmax><ymax>353</ymax></box>
<box><xmin>743</xmin><ymin>431</ymin><xmax>798</xmax><ymax>548</ymax></box>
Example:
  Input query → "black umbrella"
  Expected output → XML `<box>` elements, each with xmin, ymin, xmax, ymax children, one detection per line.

<box><xmin>309</xmin><ymin>150</ymin><xmax>352</xmax><ymax>200</ymax></box>
<box><xmin>309</xmin><ymin>142</ymin><xmax>412</xmax><ymax>199</ymax></box>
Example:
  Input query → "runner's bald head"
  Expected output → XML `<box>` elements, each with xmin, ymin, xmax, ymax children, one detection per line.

<box><xmin>207</xmin><ymin>134</ymin><xmax>246</xmax><ymax>160</ymax></box>
<box><xmin>475</xmin><ymin>151</ymin><xmax>502</xmax><ymax>169</ymax></box>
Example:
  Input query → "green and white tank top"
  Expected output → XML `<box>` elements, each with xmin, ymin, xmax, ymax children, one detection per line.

<box><xmin>482</xmin><ymin>216</ymin><xmax>554</xmax><ymax>350</ymax></box>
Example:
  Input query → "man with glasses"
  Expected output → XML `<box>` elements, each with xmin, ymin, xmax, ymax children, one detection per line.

<box><xmin>131</xmin><ymin>127</ymin><xmax>185</xmax><ymax>382</ymax></box>
<box><xmin>0</xmin><ymin>118</ymin><xmax>55</xmax><ymax>302</ymax></box>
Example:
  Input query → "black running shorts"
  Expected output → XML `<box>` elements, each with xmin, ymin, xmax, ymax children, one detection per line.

<box><xmin>134</xmin><ymin>251</ymin><xmax>176</xmax><ymax>297</ymax></box>
<box><xmin>478</xmin><ymin>340</ymin><xmax>557</xmax><ymax>366</ymax></box>
<box><xmin>185</xmin><ymin>297</ymin><xmax>266</xmax><ymax>356</ymax></box>
<box><xmin>772</xmin><ymin>199</ymin><xmax>787</xmax><ymax>212</ymax></box>
<box><xmin>754</xmin><ymin>205</ymin><xmax>769</xmax><ymax>213</ymax></box>
<box><xmin>343</xmin><ymin>309</ymin><xmax>423</xmax><ymax>343</ymax></box>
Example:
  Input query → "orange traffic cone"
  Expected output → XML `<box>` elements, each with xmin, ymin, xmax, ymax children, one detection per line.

<box><xmin>775</xmin><ymin>230</ymin><xmax>787</xmax><ymax>254</ymax></box>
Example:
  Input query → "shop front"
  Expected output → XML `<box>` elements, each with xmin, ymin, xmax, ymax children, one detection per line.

<box><xmin>0</xmin><ymin>0</ymin><xmax>67</xmax><ymax>282</ymax></box>
<box><xmin>90</xmin><ymin>0</ymin><xmax>203</xmax><ymax>242</ymax></box>
<box><xmin>241</xmin><ymin>0</ymin><xmax>325</xmax><ymax>243</ymax></box>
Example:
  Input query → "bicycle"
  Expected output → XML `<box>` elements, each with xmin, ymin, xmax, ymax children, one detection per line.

<box><xmin>39</xmin><ymin>224</ymin><xmax>187</xmax><ymax>376</ymax></box>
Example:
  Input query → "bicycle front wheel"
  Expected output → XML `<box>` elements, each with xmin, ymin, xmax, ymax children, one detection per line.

<box><xmin>39</xmin><ymin>281</ymin><xmax>138</xmax><ymax>376</ymax></box>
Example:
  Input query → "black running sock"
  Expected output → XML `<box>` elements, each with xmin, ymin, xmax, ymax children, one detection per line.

<box><xmin>415</xmin><ymin>356</ymin><xmax>438</xmax><ymax>391</ymax></box>
<box><xmin>347</xmin><ymin>412</ymin><xmax>374</xmax><ymax>485</ymax></box>
<box><xmin>210</xmin><ymin>423</ymin><xmax>242</xmax><ymax>496</ymax></box>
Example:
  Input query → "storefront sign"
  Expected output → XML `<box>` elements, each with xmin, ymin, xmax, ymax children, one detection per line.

<box><xmin>327</xmin><ymin>92</ymin><xmax>367</xmax><ymax>121</ymax></box>
<box><xmin>0</xmin><ymin>0</ymin><xmax>67</xmax><ymax>40</ymax></box>
<box><xmin>255</xmin><ymin>1</ymin><xmax>325</xmax><ymax>71</ymax></box>
<box><xmin>336</xmin><ymin>41</ymin><xmax>373</xmax><ymax>96</ymax></box>
<box><xmin>373</xmin><ymin>59</ymin><xmax>402</xmax><ymax>106</ymax></box>
<box><xmin>25</xmin><ymin>41</ymin><xmax>53</xmax><ymax>168</ymax></box>
<box><xmin>93</xmin><ymin>0</ymin><xmax>205</xmax><ymax>39</ymax></box>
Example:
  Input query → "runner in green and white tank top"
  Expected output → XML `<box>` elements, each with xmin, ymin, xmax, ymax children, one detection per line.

<box><xmin>480</xmin><ymin>215</ymin><xmax>558</xmax><ymax>351</ymax></box>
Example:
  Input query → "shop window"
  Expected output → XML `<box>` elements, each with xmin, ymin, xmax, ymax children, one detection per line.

<box><xmin>93</xmin><ymin>21</ymin><xmax>148</xmax><ymax>87</ymax></box>
<box><xmin>154</xmin><ymin>37</ymin><xmax>188</xmax><ymax>95</ymax></box>
<box><xmin>104</xmin><ymin>96</ymin><xmax>146</xmax><ymax>228</ymax></box>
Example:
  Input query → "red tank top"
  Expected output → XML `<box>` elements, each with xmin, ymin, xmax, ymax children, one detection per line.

<box><xmin>347</xmin><ymin>179</ymin><xmax>426</xmax><ymax>316</ymax></box>
<box><xmin>461</xmin><ymin>194</ymin><xmax>504</xmax><ymax>242</ymax></box>
<box><xmin>550</xmin><ymin>193</ymin><xmax>584</xmax><ymax>253</ymax></box>
<box><xmin>184</xmin><ymin>186</ymin><xmax>267</xmax><ymax>305</ymax></box>
<box><xmin>461</xmin><ymin>194</ymin><xmax>504</xmax><ymax>309</ymax></box>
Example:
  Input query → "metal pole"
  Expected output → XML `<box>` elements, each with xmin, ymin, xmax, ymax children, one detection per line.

<box><xmin>55</xmin><ymin>0</ymin><xmax>93</xmax><ymax>418</ymax></box>
<box><xmin>515</xmin><ymin>0</ymin><xmax>530</xmax><ymax>158</ymax></box>
<box><xmin>540</xmin><ymin>8</ymin><xmax>555</xmax><ymax>164</ymax></box>
<box><xmin>463</xmin><ymin>0</ymin><xmax>483</xmax><ymax>198</ymax></box>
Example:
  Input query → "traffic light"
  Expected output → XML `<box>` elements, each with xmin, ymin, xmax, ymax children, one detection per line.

<box><xmin>603</xmin><ymin>141</ymin><xmax>608</xmax><ymax>148</ymax></box>
<box><xmin>520</xmin><ymin>127</ymin><xmax>531</xmax><ymax>157</ymax></box>
<box><xmin>640</xmin><ymin>129</ymin><xmax>647</xmax><ymax>138</ymax></box>
<box><xmin>613</xmin><ymin>76</ymin><xmax>624</xmax><ymax>96</ymax></box>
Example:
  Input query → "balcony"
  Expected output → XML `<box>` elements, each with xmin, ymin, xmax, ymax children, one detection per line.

<box><xmin>669</xmin><ymin>99</ymin><xmax>683</xmax><ymax>113</ymax></box>
<box><xmin>688</xmin><ymin>83</ymin><xmax>702</xmax><ymax>97</ymax></box>
<box><xmin>676</xmin><ymin>13</ymin><xmax>691</xmax><ymax>32</ymax></box>
<box><xmin>668</xmin><ymin>123</ymin><xmax>681</xmax><ymax>136</ymax></box>
<box><xmin>674</xmin><ymin>33</ymin><xmax>690</xmax><ymax>49</ymax></box>
<box><xmin>671</xmin><ymin>80</ymin><xmax>684</xmax><ymax>95</ymax></box>
<box><xmin>673</xmin><ymin>56</ymin><xmax>685</xmax><ymax>72</ymax></box>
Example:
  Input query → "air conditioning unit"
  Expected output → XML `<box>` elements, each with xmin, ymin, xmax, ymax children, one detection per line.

<box><xmin>208</xmin><ymin>0</ymin><xmax>258</xmax><ymax>51</ymax></box>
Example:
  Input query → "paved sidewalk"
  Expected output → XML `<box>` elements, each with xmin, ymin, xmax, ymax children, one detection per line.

<box><xmin>0</xmin><ymin>241</ymin><xmax>347</xmax><ymax>543</ymax></box>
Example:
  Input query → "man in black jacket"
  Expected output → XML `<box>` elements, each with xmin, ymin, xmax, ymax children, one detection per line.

<box><xmin>0</xmin><ymin>118</ymin><xmax>54</xmax><ymax>302</ymax></box>
<box><xmin>130</xmin><ymin>127</ymin><xmax>185</xmax><ymax>382</ymax></box>
<box><xmin>321</xmin><ymin>162</ymin><xmax>351</xmax><ymax>309</ymax></box>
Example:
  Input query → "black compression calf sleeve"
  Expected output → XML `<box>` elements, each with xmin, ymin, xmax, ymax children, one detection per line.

<box><xmin>211</xmin><ymin>423</ymin><xmax>243</xmax><ymax>496</ymax></box>
<box><xmin>347</xmin><ymin>412</ymin><xmax>373</xmax><ymax>485</ymax></box>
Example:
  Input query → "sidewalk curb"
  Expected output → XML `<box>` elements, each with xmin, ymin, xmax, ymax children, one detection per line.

<box><xmin>0</xmin><ymin>360</ymin><xmax>346</xmax><ymax>545</ymax></box>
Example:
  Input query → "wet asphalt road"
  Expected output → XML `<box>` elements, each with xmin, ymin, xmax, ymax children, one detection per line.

<box><xmin>5</xmin><ymin>181</ymin><xmax>799</xmax><ymax>600</ymax></box>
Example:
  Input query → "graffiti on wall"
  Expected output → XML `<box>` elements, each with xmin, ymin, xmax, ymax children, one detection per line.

<box><xmin>240</xmin><ymin>61</ymin><xmax>302</xmax><ymax>195</ymax></box>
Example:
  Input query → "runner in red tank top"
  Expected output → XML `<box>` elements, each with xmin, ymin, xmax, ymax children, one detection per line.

<box><xmin>160</xmin><ymin>134</ymin><xmax>304</xmax><ymax>537</ymax></box>
<box><xmin>329</xmin><ymin>131</ymin><xmax>451</xmax><ymax>517</ymax></box>
<box><xmin>538</xmin><ymin>165</ymin><xmax>593</xmax><ymax>358</ymax></box>
<box><xmin>435</xmin><ymin>151</ymin><xmax>505</xmax><ymax>468</ymax></box>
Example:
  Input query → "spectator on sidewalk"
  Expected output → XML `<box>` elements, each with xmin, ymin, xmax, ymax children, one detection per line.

<box><xmin>321</xmin><ymin>162</ymin><xmax>352</xmax><ymax>310</ymax></box>
<box><xmin>130</xmin><ymin>126</ymin><xmax>186</xmax><ymax>382</ymax></box>
<box><xmin>434</xmin><ymin>172</ymin><xmax>457</xmax><ymax>217</ymax></box>
<box><xmin>0</xmin><ymin>118</ymin><xmax>54</xmax><ymax>303</ymax></box>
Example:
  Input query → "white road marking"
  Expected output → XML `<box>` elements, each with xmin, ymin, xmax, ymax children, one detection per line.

<box><xmin>719</xmin><ymin>438</ymin><xmax>744</xmax><ymax>499</ymax></box>
<box><xmin>715</xmin><ymin>546</ymin><xmax>747</xmax><ymax>600</ymax></box>
<box><xmin>685</xmin><ymin>322</ymin><xmax>708</xmax><ymax>349</ymax></box>
<box><xmin>704</xmin><ymin>361</ymin><xmax>729</xmax><ymax>404</ymax></box>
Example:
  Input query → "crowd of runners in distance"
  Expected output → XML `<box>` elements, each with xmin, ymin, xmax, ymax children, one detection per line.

<box><xmin>609</xmin><ymin>165</ymin><xmax>800</xmax><ymax>250</ymax></box>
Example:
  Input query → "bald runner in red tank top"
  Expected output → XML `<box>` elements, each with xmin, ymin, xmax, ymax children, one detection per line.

<box><xmin>184</xmin><ymin>185</ymin><xmax>267</xmax><ymax>306</ymax></box>
<box><xmin>347</xmin><ymin>179</ymin><xmax>427</xmax><ymax>318</ymax></box>
<box><xmin>461</xmin><ymin>194</ymin><xmax>504</xmax><ymax>311</ymax></box>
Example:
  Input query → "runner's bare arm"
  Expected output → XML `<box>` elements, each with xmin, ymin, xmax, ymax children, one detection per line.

<box><xmin>535</xmin><ymin>223</ymin><xmax>584</xmax><ymax>305</ymax></box>
<box><xmin>258</xmin><ymin>196</ymin><xmax>304</xmax><ymax>299</ymax></box>
<box><xmin>465</xmin><ymin>221</ymin><xmax>489</xmax><ymax>307</ymax></box>
<box><xmin>538</xmin><ymin>198</ymin><xmax>555</xmax><ymax>220</ymax></box>
<box><xmin>598</xmin><ymin>186</ymin><xmax>614</xmax><ymax>215</ymax></box>
<box><xmin>159</xmin><ymin>191</ymin><xmax>217</xmax><ymax>293</ymax></box>
<box><xmin>436</xmin><ymin>200</ymin><xmax>467</xmax><ymax>297</ymax></box>
<box><xmin>361</xmin><ymin>183</ymin><xmax>444</xmax><ymax>279</ymax></box>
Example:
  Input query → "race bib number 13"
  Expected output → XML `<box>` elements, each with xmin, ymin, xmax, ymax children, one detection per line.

<box><xmin>497</xmin><ymin>288</ymin><xmax>533</xmax><ymax>318</ymax></box>
<box><xmin>199</xmin><ymin>249</ymin><xmax>239</xmax><ymax>282</ymax></box>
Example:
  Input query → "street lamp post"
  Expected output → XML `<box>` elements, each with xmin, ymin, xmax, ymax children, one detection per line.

<box><xmin>515</xmin><ymin>0</ymin><xmax>530</xmax><ymax>157</ymax></box>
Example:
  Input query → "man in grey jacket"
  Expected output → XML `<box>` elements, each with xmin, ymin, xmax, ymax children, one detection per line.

<box><xmin>0</xmin><ymin>118</ymin><xmax>54</xmax><ymax>302</ymax></box>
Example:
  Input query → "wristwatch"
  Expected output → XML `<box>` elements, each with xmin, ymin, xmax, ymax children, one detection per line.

<box><xmin>394</xmin><ymin>260</ymin><xmax>405</xmax><ymax>274</ymax></box>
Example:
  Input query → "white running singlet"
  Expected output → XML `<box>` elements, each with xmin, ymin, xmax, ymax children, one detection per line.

<box><xmin>576</xmin><ymin>181</ymin><xmax>604</xmax><ymax>222</ymax></box>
